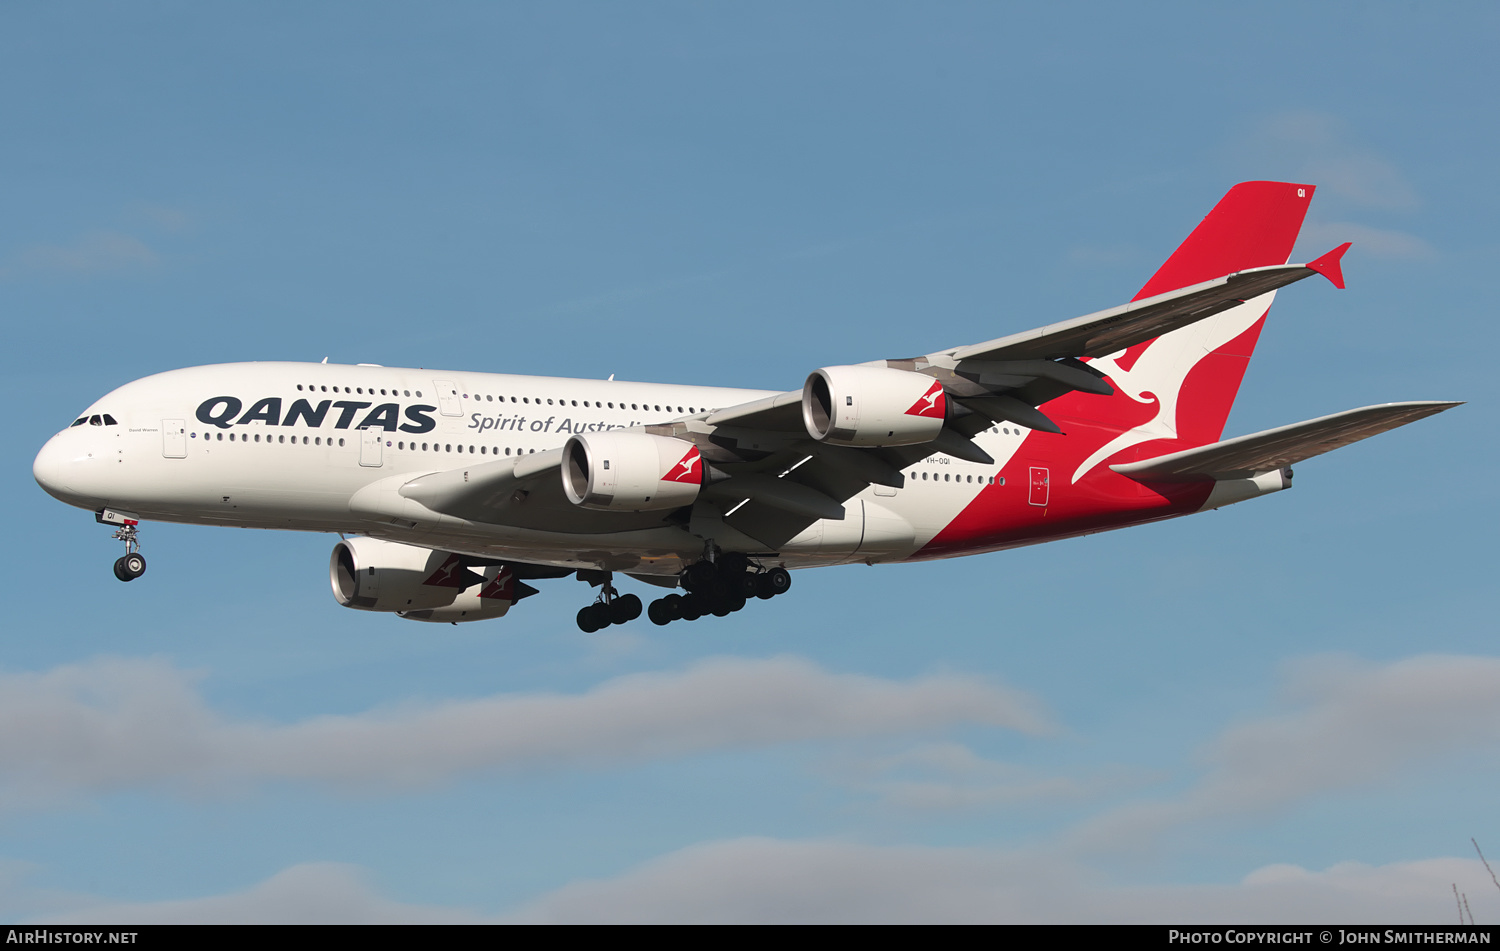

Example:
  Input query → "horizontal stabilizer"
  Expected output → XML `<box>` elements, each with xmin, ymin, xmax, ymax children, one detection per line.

<box><xmin>1112</xmin><ymin>401</ymin><xmax>1461</xmax><ymax>482</ymax></box>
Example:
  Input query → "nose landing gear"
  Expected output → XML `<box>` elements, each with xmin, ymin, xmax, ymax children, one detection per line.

<box><xmin>109</xmin><ymin>522</ymin><xmax>146</xmax><ymax>582</ymax></box>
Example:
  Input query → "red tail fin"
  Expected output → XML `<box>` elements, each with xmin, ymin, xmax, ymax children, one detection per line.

<box><xmin>1135</xmin><ymin>181</ymin><xmax>1314</xmax><ymax>300</ymax></box>
<box><xmin>1057</xmin><ymin>182</ymin><xmax>1318</xmax><ymax>475</ymax></box>
<box><xmin>1068</xmin><ymin>183</ymin><xmax>1314</xmax><ymax>456</ymax></box>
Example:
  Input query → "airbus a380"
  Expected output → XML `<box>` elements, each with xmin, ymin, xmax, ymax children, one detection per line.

<box><xmin>32</xmin><ymin>182</ymin><xmax>1459</xmax><ymax>631</ymax></box>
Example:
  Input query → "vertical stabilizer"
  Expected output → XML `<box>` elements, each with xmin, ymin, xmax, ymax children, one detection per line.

<box><xmin>1061</xmin><ymin>182</ymin><xmax>1317</xmax><ymax>475</ymax></box>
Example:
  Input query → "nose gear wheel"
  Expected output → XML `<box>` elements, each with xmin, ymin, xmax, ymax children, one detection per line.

<box><xmin>109</xmin><ymin>523</ymin><xmax>146</xmax><ymax>582</ymax></box>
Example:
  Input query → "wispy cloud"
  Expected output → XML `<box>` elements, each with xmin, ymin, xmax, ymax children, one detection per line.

<box><xmin>1241</xmin><ymin>112</ymin><xmax>1421</xmax><ymax>212</ymax></box>
<box><xmin>1068</xmin><ymin>654</ymin><xmax>1500</xmax><ymax>852</ymax></box>
<box><xmin>28</xmin><ymin>863</ymin><xmax>489</xmax><ymax>925</ymax></box>
<box><xmin>1300</xmin><ymin>220</ymin><xmax>1436</xmax><ymax>260</ymax></box>
<box><xmin>1</xmin><ymin>231</ymin><xmax>158</xmax><ymax>279</ymax></box>
<box><xmin>505</xmin><ymin>840</ymin><xmax>1491</xmax><ymax>924</ymax></box>
<box><xmin>1229</xmin><ymin>113</ymin><xmax>1435</xmax><ymax>262</ymax></box>
<box><xmin>0</xmin><ymin>655</ymin><xmax>1049</xmax><ymax>806</ymax></box>
<box><xmin>24</xmin><ymin>843</ymin><xmax>1492</xmax><ymax>924</ymax></box>
<box><xmin>830</xmin><ymin>741</ymin><xmax>1091</xmax><ymax>812</ymax></box>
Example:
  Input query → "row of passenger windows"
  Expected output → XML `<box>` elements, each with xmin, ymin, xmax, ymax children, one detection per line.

<box><xmin>460</xmin><ymin>392</ymin><xmax>715</xmax><ymax>414</ymax></box>
<box><xmin>297</xmin><ymin>384</ymin><xmax>420</xmax><ymax>397</ymax></box>
<box><xmin>186</xmin><ymin>431</ymin><xmax>534</xmax><ymax>455</ymax></box>
<box><xmin>289</xmin><ymin>382</ymin><xmax>719</xmax><ymax>416</ymax></box>
<box><xmin>71</xmin><ymin>414</ymin><xmax>118</xmax><ymax>427</ymax></box>
<box><xmin>390</xmin><ymin>442</ymin><xmax>535</xmax><ymax>454</ymax></box>
<box><xmin>192</xmin><ymin>432</ymin><xmax>347</xmax><ymax>446</ymax></box>
<box><xmin>915</xmin><ymin>471</ymin><xmax>1001</xmax><ymax>485</ymax></box>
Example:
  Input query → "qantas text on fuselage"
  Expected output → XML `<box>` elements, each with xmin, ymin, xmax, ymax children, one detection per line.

<box><xmin>33</xmin><ymin>182</ymin><xmax>1460</xmax><ymax>631</ymax></box>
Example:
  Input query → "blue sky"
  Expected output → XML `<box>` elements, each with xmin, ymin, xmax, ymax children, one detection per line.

<box><xmin>2</xmin><ymin>1</ymin><xmax>1496</xmax><ymax>922</ymax></box>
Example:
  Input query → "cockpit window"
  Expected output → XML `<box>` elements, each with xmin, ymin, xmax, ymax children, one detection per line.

<box><xmin>102</xmin><ymin>414</ymin><xmax>118</xmax><ymax>425</ymax></box>
<box><xmin>89</xmin><ymin>415</ymin><xmax>103</xmax><ymax>426</ymax></box>
<box><xmin>71</xmin><ymin>417</ymin><xmax>88</xmax><ymax>427</ymax></box>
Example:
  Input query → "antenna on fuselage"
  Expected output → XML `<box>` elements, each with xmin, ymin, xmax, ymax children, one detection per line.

<box><xmin>321</xmin><ymin>357</ymin><xmax>328</xmax><ymax>364</ymax></box>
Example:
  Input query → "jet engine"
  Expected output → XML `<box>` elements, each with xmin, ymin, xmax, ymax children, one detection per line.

<box><xmin>562</xmin><ymin>432</ymin><xmax>703</xmax><ymax>512</ymax></box>
<box><xmin>802</xmin><ymin>365</ymin><xmax>947</xmax><ymax>447</ymax></box>
<box><xmin>330</xmin><ymin>536</ymin><xmax>517</xmax><ymax>622</ymax></box>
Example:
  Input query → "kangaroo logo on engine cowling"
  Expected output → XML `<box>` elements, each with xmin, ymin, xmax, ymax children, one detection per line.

<box><xmin>904</xmin><ymin>381</ymin><xmax>946</xmax><ymax>418</ymax></box>
<box><xmin>662</xmin><ymin>446</ymin><xmax>702</xmax><ymax>484</ymax></box>
<box><xmin>195</xmin><ymin>395</ymin><xmax>437</xmax><ymax>433</ymax></box>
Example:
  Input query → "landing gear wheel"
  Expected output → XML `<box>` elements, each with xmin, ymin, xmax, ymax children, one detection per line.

<box><xmin>113</xmin><ymin>553</ymin><xmax>146</xmax><ymax>582</ymax></box>
<box><xmin>757</xmin><ymin>567</ymin><xmax>791</xmax><ymax>599</ymax></box>
<box><xmin>647</xmin><ymin>599</ymin><xmax>674</xmax><ymax>626</ymax></box>
<box><xmin>577</xmin><ymin>604</ymin><xmax>606</xmax><ymax>633</ymax></box>
<box><xmin>610</xmin><ymin>593</ymin><xmax>643</xmax><ymax>625</ymax></box>
<box><xmin>683</xmin><ymin>561</ymin><xmax>716</xmax><ymax>592</ymax></box>
<box><xmin>734</xmin><ymin>573</ymin><xmax>760</xmax><ymax>598</ymax></box>
<box><xmin>679</xmin><ymin>590</ymin><xmax>709</xmax><ymax>621</ymax></box>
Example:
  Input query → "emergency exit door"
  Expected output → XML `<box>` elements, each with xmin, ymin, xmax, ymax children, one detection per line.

<box><xmin>360</xmin><ymin>428</ymin><xmax>383</xmax><ymax>467</ymax></box>
<box><xmin>1028</xmin><ymin>466</ymin><xmax>1049</xmax><ymax>506</ymax></box>
<box><xmin>162</xmin><ymin>419</ymin><xmax>187</xmax><ymax>458</ymax></box>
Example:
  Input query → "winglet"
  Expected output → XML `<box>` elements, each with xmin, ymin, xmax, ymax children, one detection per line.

<box><xmin>1305</xmin><ymin>242</ymin><xmax>1352</xmax><ymax>289</ymax></box>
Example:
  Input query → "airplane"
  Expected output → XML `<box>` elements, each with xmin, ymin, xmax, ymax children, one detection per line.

<box><xmin>32</xmin><ymin>181</ymin><xmax>1459</xmax><ymax>632</ymax></box>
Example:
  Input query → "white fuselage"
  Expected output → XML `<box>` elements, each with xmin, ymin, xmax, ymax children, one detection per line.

<box><xmin>34</xmin><ymin>362</ymin><xmax>1028</xmax><ymax>576</ymax></box>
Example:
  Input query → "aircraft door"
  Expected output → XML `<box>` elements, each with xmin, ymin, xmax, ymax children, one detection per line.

<box><xmin>360</xmin><ymin>428</ymin><xmax>384</xmax><ymax>467</ymax></box>
<box><xmin>433</xmin><ymin>380</ymin><xmax>463</xmax><ymax>417</ymax></box>
<box><xmin>1028</xmin><ymin>466</ymin><xmax>1049</xmax><ymax>506</ymax></box>
<box><xmin>162</xmin><ymin>419</ymin><xmax>187</xmax><ymax>458</ymax></box>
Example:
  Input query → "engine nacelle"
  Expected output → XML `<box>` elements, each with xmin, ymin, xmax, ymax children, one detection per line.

<box><xmin>562</xmin><ymin>432</ymin><xmax>703</xmax><ymax>512</ymax></box>
<box><xmin>330</xmin><ymin>537</ymin><xmax>516</xmax><ymax>622</ymax></box>
<box><xmin>802</xmin><ymin>365</ymin><xmax>947</xmax><ymax>447</ymax></box>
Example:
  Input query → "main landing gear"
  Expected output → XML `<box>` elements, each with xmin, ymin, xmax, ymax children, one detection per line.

<box><xmin>575</xmin><ymin>574</ymin><xmax>643</xmax><ymax>633</ymax></box>
<box><xmin>110</xmin><ymin>523</ymin><xmax>147</xmax><ymax>582</ymax></box>
<box><xmin>646</xmin><ymin>553</ymin><xmax>791</xmax><ymax>626</ymax></box>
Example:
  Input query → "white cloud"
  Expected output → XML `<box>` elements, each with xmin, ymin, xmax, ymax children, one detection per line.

<box><xmin>19</xmin><ymin>838</ymin><xmax>1499</xmax><ymax>924</ymax></box>
<box><xmin>0</xmin><ymin>655</ymin><xmax>1049</xmax><ymax>804</ymax></box>
<box><xmin>832</xmin><ymin>741</ymin><xmax>1090</xmax><ymax>811</ymax></box>
<box><xmin>24</xmin><ymin>843</ymin><xmax>1496</xmax><ymax>924</ymax></box>
<box><xmin>506</xmin><ymin>838</ymin><xmax>1496</xmax><ymax>923</ymax></box>
<box><xmin>29</xmin><ymin>863</ymin><xmax>488</xmax><ymax>925</ymax></box>
<box><xmin>1069</xmin><ymin>654</ymin><xmax>1500</xmax><ymax>852</ymax></box>
<box><xmin>2</xmin><ymin>231</ymin><xmax>158</xmax><ymax>278</ymax></box>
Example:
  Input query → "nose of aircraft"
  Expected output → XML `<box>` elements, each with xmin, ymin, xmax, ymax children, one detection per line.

<box><xmin>33</xmin><ymin>432</ymin><xmax>102</xmax><ymax>508</ymax></box>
